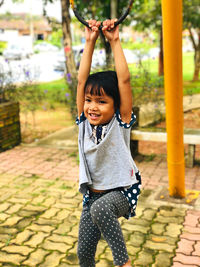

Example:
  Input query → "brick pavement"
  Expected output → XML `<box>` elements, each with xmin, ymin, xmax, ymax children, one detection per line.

<box><xmin>0</xmin><ymin>145</ymin><xmax>199</xmax><ymax>266</ymax></box>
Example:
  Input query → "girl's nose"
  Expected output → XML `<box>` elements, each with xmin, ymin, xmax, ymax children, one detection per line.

<box><xmin>89</xmin><ymin>102</ymin><xmax>97</xmax><ymax>110</ymax></box>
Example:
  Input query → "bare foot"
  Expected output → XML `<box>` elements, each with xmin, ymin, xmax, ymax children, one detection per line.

<box><xmin>119</xmin><ymin>259</ymin><xmax>132</xmax><ymax>267</ymax></box>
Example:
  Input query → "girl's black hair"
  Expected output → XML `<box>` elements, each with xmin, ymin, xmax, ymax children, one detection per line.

<box><xmin>84</xmin><ymin>71</ymin><xmax>120</xmax><ymax>110</ymax></box>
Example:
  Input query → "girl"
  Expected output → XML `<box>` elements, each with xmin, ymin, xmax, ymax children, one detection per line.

<box><xmin>76</xmin><ymin>19</ymin><xmax>141</xmax><ymax>267</ymax></box>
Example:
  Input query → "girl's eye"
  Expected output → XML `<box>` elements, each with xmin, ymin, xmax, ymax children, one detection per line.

<box><xmin>99</xmin><ymin>100</ymin><xmax>106</xmax><ymax>104</ymax></box>
<box><xmin>85</xmin><ymin>98</ymin><xmax>91</xmax><ymax>102</ymax></box>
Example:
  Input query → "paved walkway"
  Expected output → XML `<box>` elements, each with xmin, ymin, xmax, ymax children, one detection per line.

<box><xmin>0</xmin><ymin>144</ymin><xmax>200</xmax><ymax>266</ymax></box>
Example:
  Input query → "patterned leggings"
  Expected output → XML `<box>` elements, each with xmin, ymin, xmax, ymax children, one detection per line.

<box><xmin>77</xmin><ymin>190</ymin><xmax>130</xmax><ymax>267</ymax></box>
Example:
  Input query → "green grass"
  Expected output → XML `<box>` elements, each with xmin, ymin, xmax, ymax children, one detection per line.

<box><xmin>15</xmin><ymin>78</ymin><xmax>70</xmax><ymax>110</ymax></box>
<box><xmin>36</xmin><ymin>78</ymin><xmax>70</xmax><ymax>104</ymax></box>
<box><xmin>129</xmin><ymin>52</ymin><xmax>196</xmax><ymax>80</ymax></box>
<box><xmin>36</xmin><ymin>78</ymin><xmax>68</xmax><ymax>92</ymax></box>
<box><xmin>183</xmin><ymin>52</ymin><xmax>195</xmax><ymax>80</ymax></box>
<box><xmin>128</xmin><ymin>52</ymin><xmax>200</xmax><ymax>95</ymax></box>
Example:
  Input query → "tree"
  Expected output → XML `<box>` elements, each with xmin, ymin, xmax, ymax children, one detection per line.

<box><xmin>60</xmin><ymin>0</ymin><xmax>77</xmax><ymax>118</ymax></box>
<box><xmin>131</xmin><ymin>0</ymin><xmax>163</xmax><ymax>76</ymax></box>
<box><xmin>133</xmin><ymin>0</ymin><xmax>200</xmax><ymax>80</ymax></box>
<box><xmin>42</xmin><ymin>0</ymin><xmax>77</xmax><ymax>118</ymax></box>
<box><xmin>183</xmin><ymin>0</ymin><xmax>200</xmax><ymax>81</ymax></box>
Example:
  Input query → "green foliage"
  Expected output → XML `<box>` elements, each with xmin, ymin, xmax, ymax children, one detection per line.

<box><xmin>130</xmin><ymin>63</ymin><xmax>164</xmax><ymax>106</ymax></box>
<box><xmin>36</xmin><ymin>79</ymin><xmax>70</xmax><ymax>109</ymax></box>
<box><xmin>74</xmin><ymin>0</ymin><xmax>132</xmax><ymax>23</ymax></box>
<box><xmin>132</xmin><ymin>0</ymin><xmax>199</xmax><ymax>33</ymax></box>
<box><xmin>183</xmin><ymin>82</ymin><xmax>200</xmax><ymax>96</ymax></box>
<box><xmin>122</xmin><ymin>42</ymin><xmax>155</xmax><ymax>52</ymax></box>
<box><xmin>1</xmin><ymin>59</ymin><xmax>69</xmax><ymax>115</ymax></box>
<box><xmin>129</xmin><ymin>52</ymin><xmax>200</xmax><ymax>97</ymax></box>
<box><xmin>48</xmin><ymin>29</ymin><xmax>63</xmax><ymax>48</ymax></box>
<box><xmin>7</xmin><ymin>70</ymin><xmax>44</xmax><ymax>114</ymax></box>
<box><xmin>130</xmin><ymin>0</ymin><xmax>162</xmax><ymax>32</ymax></box>
<box><xmin>11</xmin><ymin>79</ymin><xmax>70</xmax><ymax>112</ymax></box>
<box><xmin>183</xmin><ymin>0</ymin><xmax>200</xmax><ymax>29</ymax></box>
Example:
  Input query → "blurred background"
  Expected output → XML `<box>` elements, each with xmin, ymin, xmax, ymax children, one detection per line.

<box><xmin>0</xmin><ymin>0</ymin><xmax>199</xmax><ymax>151</ymax></box>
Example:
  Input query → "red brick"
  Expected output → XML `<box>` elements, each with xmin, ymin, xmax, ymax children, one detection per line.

<box><xmin>188</xmin><ymin>210</ymin><xmax>200</xmax><ymax>217</ymax></box>
<box><xmin>181</xmin><ymin>232</ymin><xmax>200</xmax><ymax>241</ymax></box>
<box><xmin>173</xmin><ymin>253</ymin><xmax>200</xmax><ymax>265</ymax></box>
<box><xmin>193</xmin><ymin>241</ymin><xmax>200</xmax><ymax>257</ymax></box>
<box><xmin>184</xmin><ymin>213</ymin><xmax>199</xmax><ymax>227</ymax></box>
<box><xmin>184</xmin><ymin>225</ymin><xmax>200</xmax><ymax>234</ymax></box>
<box><xmin>176</xmin><ymin>239</ymin><xmax>194</xmax><ymax>255</ymax></box>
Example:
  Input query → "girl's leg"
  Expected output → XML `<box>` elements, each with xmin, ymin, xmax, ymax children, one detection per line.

<box><xmin>90</xmin><ymin>191</ymin><xmax>130</xmax><ymax>266</ymax></box>
<box><xmin>119</xmin><ymin>259</ymin><xmax>132</xmax><ymax>267</ymax></box>
<box><xmin>77</xmin><ymin>204</ymin><xmax>101</xmax><ymax>267</ymax></box>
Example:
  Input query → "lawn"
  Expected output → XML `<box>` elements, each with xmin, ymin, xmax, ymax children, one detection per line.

<box><xmin>129</xmin><ymin>52</ymin><xmax>195</xmax><ymax>80</ymax></box>
<box><xmin>129</xmin><ymin>52</ymin><xmax>200</xmax><ymax>95</ymax></box>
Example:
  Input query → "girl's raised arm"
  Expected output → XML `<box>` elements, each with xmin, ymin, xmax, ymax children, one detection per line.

<box><xmin>76</xmin><ymin>20</ymin><xmax>101</xmax><ymax>117</ymax></box>
<box><xmin>102</xmin><ymin>20</ymin><xmax>132</xmax><ymax>123</ymax></box>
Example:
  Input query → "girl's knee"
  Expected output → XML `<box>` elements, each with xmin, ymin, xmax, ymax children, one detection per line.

<box><xmin>90</xmin><ymin>202</ymin><xmax>101</xmax><ymax>224</ymax></box>
<box><xmin>90</xmin><ymin>200</ymin><xmax>111</xmax><ymax>224</ymax></box>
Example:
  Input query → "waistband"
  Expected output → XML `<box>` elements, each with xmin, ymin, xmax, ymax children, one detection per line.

<box><xmin>89</xmin><ymin>187</ymin><xmax>122</xmax><ymax>195</ymax></box>
<box><xmin>89</xmin><ymin>188</ymin><xmax>108</xmax><ymax>193</ymax></box>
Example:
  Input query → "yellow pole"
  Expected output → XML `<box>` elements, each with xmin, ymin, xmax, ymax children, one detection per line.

<box><xmin>161</xmin><ymin>0</ymin><xmax>185</xmax><ymax>197</ymax></box>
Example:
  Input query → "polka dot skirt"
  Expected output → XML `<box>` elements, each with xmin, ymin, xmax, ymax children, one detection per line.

<box><xmin>120</xmin><ymin>171</ymin><xmax>142</xmax><ymax>219</ymax></box>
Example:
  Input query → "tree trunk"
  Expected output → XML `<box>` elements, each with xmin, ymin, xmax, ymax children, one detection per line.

<box><xmin>188</xmin><ymin>28</ymin><xmax>200</xmax><ymax>82</ymax></box>
<box><xmin>61</xmin><ymin>0</ymin><xmax>78</xmax><ymax>118</ymax></box>
<box><xmin>111</xmin><ymin>0</ymin><xmax>118</xmax><ymax>18</ymax></box>
<box><xmin>100</xmin><ymin>32</ymin><xmax>113</xmax><ymax>68</ymax></box>
<box><xmin>0</xmin><ymin>0</ymin><xmax>4</xmax><ymax>7</ymax></box>
<box><xmin>101</xmin><ymin>0</ymin><xmax>118</xmax><ymax>68</ymax></box>
<box><xmin>158</xmin><ymin>26</ymin><xmax>164</xmax><ymax>76</ymax></box>
<box><xmin>193</xmin><ymin>49</ymin><xmax>200</xmax><ymax>81</ymax></box>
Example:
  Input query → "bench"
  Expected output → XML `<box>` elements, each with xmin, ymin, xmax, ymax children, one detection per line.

<box><xmin>130</xmin><ymin>127</ymin><xmax>200</xmax><ymax>168</ymax></box>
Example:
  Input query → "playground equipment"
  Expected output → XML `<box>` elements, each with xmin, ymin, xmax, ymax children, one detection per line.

<box><xmin>162</xmin><ymin>0</ymin><xmax>185</xmax><ymax>198</ymax></box>
<box><xmin>69</xmin><ymin>0</ymin><xmax>134</xmax><ymax>30</ymax></box>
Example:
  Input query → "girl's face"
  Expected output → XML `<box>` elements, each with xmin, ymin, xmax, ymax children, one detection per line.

<box><xmin>84</xmin><ymin>88</ymin><xmax>115</xmax><ymax>125</ymax></box>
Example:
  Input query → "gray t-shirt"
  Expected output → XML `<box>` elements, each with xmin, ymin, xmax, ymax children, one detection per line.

<box><xmin>77</xmin><ymin>111</ymin><xmax>139</xmax><ymax>194</ymax></box>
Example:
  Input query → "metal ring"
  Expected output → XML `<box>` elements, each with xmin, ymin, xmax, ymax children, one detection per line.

<box><xmin>70</xmin><ymin>0</ymin><xmax>134</xmax><ymax>30</ymax></box>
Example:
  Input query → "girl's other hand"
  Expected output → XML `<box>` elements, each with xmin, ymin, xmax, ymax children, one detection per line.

<box><xmin>102</xmin><ymin>19</ymin><xmax>119</xmax><ymax>42</ymax></box>
<box><xmin>85</xmin><ymin>20</ymin><xmax>101</xmax><ymax>42</ymax></box>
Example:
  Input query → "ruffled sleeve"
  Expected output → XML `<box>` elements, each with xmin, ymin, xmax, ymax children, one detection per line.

<box><xmin>115</xmin><ymin>110</ymin><xmax>136</xmax><ymax>129</ymax></box>
<box><xmin>76</xmin><ymin>112</ymin><xmax>86</xmax><ymax>125</ymax></box>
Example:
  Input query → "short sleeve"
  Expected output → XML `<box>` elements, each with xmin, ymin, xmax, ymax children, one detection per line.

<box><xmin>76</xmin><ymin>112</ymin><xmax>86</xmax><ymax>125</ymax></box>
<box><xmin>116</xmin><ymin>110</ymin><xmax>136</xmax><ymax>129</ymax></box>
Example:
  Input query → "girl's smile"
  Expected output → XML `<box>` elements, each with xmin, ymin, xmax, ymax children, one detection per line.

<box><xmin>84</xmin><ymin>93</ymin><xmax>115</xmax><ymax>125</ymax></box>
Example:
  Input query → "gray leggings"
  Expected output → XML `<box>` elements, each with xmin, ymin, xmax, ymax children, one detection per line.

<box><xmin>77</xmin><ymin>190</ymin><xmax>130</xmax><ymax>267</ymax></box>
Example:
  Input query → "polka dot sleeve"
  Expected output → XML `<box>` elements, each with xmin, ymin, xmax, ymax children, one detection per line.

<box><xmin>115</xmin><ymin>110</ymin><xmax>136</xmax><ymax>129</ymax></box>
<box><xmin>76</xmin><ymin>112</ymin><xmax>86</xmax><ymax>125</ymax></box>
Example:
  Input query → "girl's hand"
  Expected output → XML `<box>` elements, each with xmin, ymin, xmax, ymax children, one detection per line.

<box><xmin>85</xmin><ymin>20</ymin><xmax>101</xmax><ymax>43</ymax></box>
<box><xmin>102</xmin><ymin>19</ymin><xmax>119</xmax><ymax>43</ymax></box>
